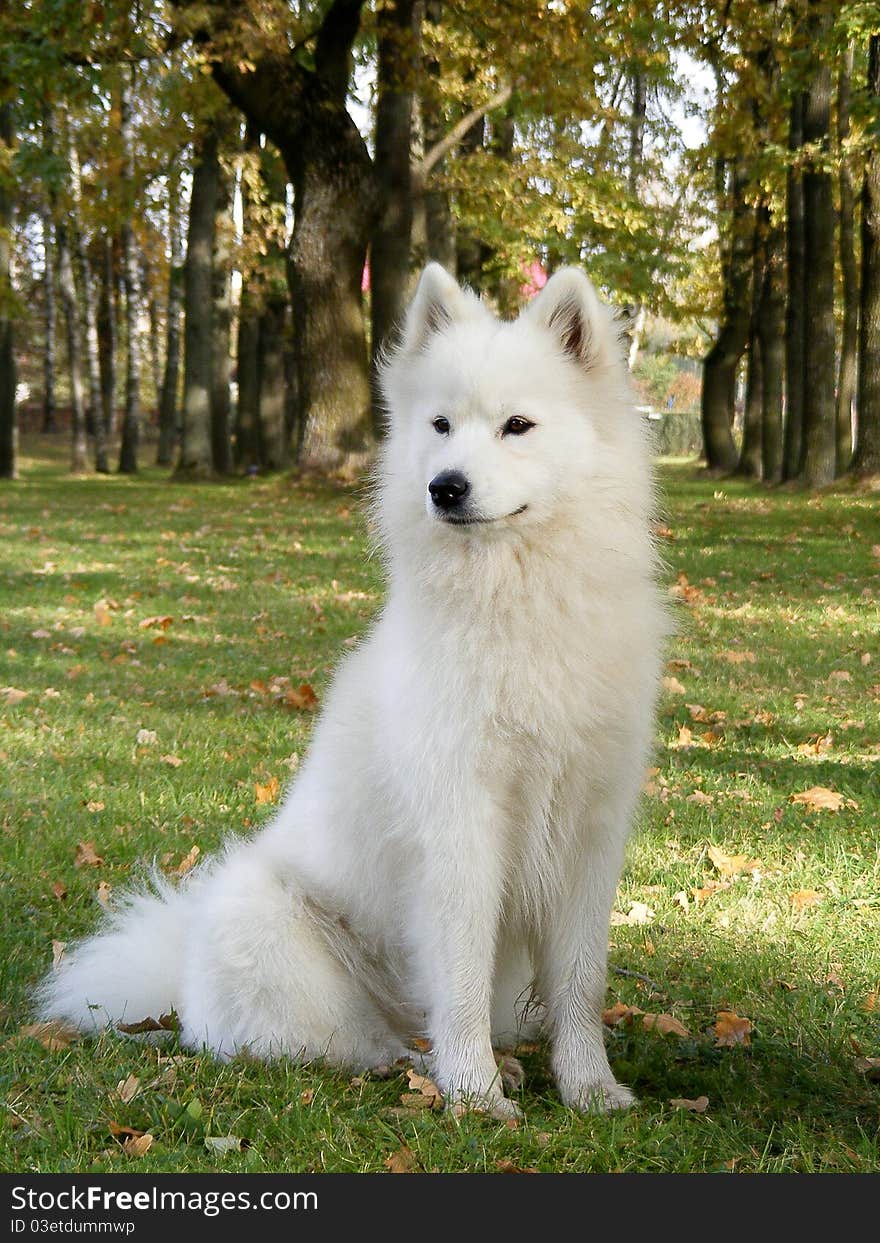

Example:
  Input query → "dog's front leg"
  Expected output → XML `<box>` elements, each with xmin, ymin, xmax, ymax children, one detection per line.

<box><xmin>537</xmin><ymin>822</ymin><xmax>635</xmax><ymax>1113</ymax></box>
<box><xmin>414</xmin><ymin>802</ymin><xmax>519</xmax><ymax>1120</ymax></box>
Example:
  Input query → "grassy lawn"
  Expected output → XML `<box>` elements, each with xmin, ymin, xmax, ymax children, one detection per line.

<box><xmin>1</xmin><ymin>437</ymin><xmax>878</xmax><ymax>1174</ymax></box>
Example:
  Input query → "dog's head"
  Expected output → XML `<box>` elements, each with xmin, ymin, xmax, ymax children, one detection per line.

<box><xmin>379</xmin><ymin>263</ymin><xmax>630</xmax><ymax>536</ymax></box>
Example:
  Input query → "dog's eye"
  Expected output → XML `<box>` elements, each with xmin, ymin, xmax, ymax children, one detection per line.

<box><xmin>432</xmin><ymin>416</ymin><xmax>451</xmax><ymax>435</ymax></box>
<box><xmin>501</xmin><ymin>416</ymin><xmax>534</xmax><ymax>437</ymax></box>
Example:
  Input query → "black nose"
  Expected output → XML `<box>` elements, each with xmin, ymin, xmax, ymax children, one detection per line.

<box><xmin>428</xmin><ymin>470</ymin><xmax>470</xmax><ymax>511</ymax></box>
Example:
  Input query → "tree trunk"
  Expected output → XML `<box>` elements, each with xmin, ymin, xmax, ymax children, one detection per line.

<box><xmin>258</xmin><ymin>295</ymin><xmax>288</xmax><ymax>470</ymax></box>
<box><xmin>157</xmin><ymin>166</ymin><xmax>183</xmax><ymax>466</ymax></box>
<box><xmin>0</xmin><ymin>102</ymin><xmax>16</xmax><ymax>480</ymax></box>
<box><xmin>701</xmin><ymin>159</ymin><xmax>753</xmax><ymax>472</ymax></box>
<box><xmin>41</xmin><ymin>210</ymin><xmax>57</xmax><ymax>433</ymax></box>
<box><xmin>177</xmin><ymin>123</ymin><xmax>219</xmax><ymax>478</ymax></box>
<box><xmin>799</xmin><ymin>3</ymin><xmax>836</xmax><ymax>487</ymax></box>
<box><xmin>737</xmin><ymin>218</ymin><xmax>765</xmax><ymax>478</ymax></box>
<box><xmin>236</xmin><ymin>289</ymin><xmax>261</xmax><ymax>471</ymax></box>
<box><xmin>371</xmin><ymin>0</ymin><xmax>417</xmax><ymax>374</ymax></box>
<box><xmin>759</xmin><ymin>214</ymin><xmax>786</xmax><ymax>484</ymax></box>
<box><xmin>199</xmin><ymin>0</ymin><xmax>377</xmax><ymax>472</ymax></box>
<box><xmin>853</xmin><ymin>35</ymin><xmax>880</xmax><ymax>477</ymax></box>
<box><xmin>836</xmin><ymin>44</ymin><xmax>858</xmax><ymax>474</ymax></box>
<box><xmin>118</xmin><ymin>71</ymin><xmax>141</xmax><ymax>474</ymax></box>
<box><xmin>97</xmin><ymin>235</ymin><xmax>117</xmax><ymax>440</ymax></box>
<box><xmin>210</xmin><ymin>152</ymin><xmax>233</xmax><ymax>474</ymax></box>
<box><xmin>784</xmin><ymin>93</ymin><xmax>806</xmax><ymax>481</ymax></box>
<box><xmin>56</xmin><ymin>220</ymin><xmax>88</xmax><ymax>472</ymax></box>
<box><xmin>68</xmin><ymin>135</ymin><xmax>108</xmax><ymax>473</ymax></box>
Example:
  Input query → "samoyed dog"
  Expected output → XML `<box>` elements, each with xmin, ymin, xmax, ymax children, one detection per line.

<box><xmin>38</xmin><ymin>264</ymin><xmax>664</xmax><ymax>1117</ymax></box>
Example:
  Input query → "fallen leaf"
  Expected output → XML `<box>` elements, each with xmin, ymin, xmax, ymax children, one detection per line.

<box><xmin>116</xmin><ymin>1013</ymin><xmax>177</xmax><ymax>1035</ymax></box>
<box><xmin>85</xmin><ymin>801</ymin><xmax>105</xmax><ymax>814</ymax></box>
<box><xmin>109</xmin><ymin>1122</ymin><xmax>146</xmax><ymax>1140</ymax></box>
<box><xmin>96</xmin><ymin>880</ymin><xmax>113</xmax><ymax>909</ymax></box>
<box><xmin>204</xmin><ymin>1136</ymin><xmax>243</xmax><ymax>1155</ymax></box>
<box><xmin>51</xmin><ymin>940</ymin><xmax>66</xmax><ymax>967</ymax></box>
<box><xmin>405</xmin><ymin>1068</ymin><xmax>443</xmax><ymax>1105</ymax></box>
<box><xmin>74</xmin><ymin>841</ymin><xmax>104</xmax><ymax>868</ymax></box>
<box><xmin>687</xmin><ymin>790</ymin><xmax>714</xmax><ymax>806</ymax></box>
<box><xmin>602</xmin><ymin>1002</ymin><xmax>644</xmax><ymax>1027</ymax></box>
<box><xmin>692</xmin><ymin>879</ymin><xmax>730</xmax><ymax>903</ymax></box>
<box><xmin>123</xmin><ymin>1133</ymin><xmax>154</xmax><ymax>1158</ymax></box>
<box><xmin>139</xmin><ymin>616</ymin><xmax>174</xmax><ymax>630</ymax></box>
<box><xmin>300</xmin><ymin>1089</ymin><xmax>314</xmax><ymax>1105</ymax></box>
<box><xmin>662</xmin><ymin>676</ymin><xmax>686</xmax><ymax>695</ymax></box>
<box><xmin>176</xmin><ymin>845</ymin><xmax>200</xmax><ymax>876</ymax></box>
<box><xmin>790</xmin><ymin>889</ymin><xmax>822</xmax><ymax>912</ymax></box>
<box><xmin>2</xmin><ymin>686</ymin><xmax>30</xmax><ymax>704</ymax></box>
<box><xmin>707</xmin><ymin>845</ymin><xmax>761</xmax><ymax>877</ymax></box>
<box><xmin>854</xmin><ymin>1057</ymin><xmax>880</xmax><ymax>1080</ymax></box>
<box><xmin>14</xmin><ymin>1020</ymin><xmax>80</xmax><ymax>1051</ymax></box>
<box><xmin>135</xmin><ymin>729</ymin><xmax>157</xmax><ymax>746</ymax></box>
<box><xmin>720</xmin><ymin>650</ymin><xmax>756</xmax><ymax>665</ymax></box>
<box><xmin>385</xmin><ymin>1146</ymin><xmax>416</xmax><ymax>1173</ymax></box>
<box><xmin>828</xmin><ymin>670</ymin><xmax>851</xmax><ymax>683</ymax></box>
<box><xmin>254</xmin><ymin>777</ymin><xmax>280</xmax><ymax>804</ymax></box>
<box><xmin>669</xmin><ymin>1095</ymin><xmax>709</xmax><ymax>1113</ymax></box>
<box><xmin>495</xmin><ymin>1159</ymin><xmax>539</xmax><ymax>1173</ymax></box>
<box><xmin>643</xmin><ymin>1013</ymin><xmax>690</xmax><ymax>1038</ymax></box>
<box><xmin>284</xmin><ymin>683</ymin><xmax>319</xmax><ymax>711</ymax></box>
<box><xmin>51</xmin><ymin>881</ymin><xmax>67</xmax><ymax>900</ymax></box>
<box><xmin>116</xmin><ymin>1074</ymin><xmax>141</xmax><ymax>1104</ymax></box>
<box><xmin>714</xmin><ymin>1011</ymin><xmax>752</xmax><ymax>1047</ymax></box>
<box><xmin>93</xmin><ymin>600</ymin><xmax>113</xmax><ymax>626</ymax></box>
<box><xmin>159</xmin><ymin>754</ymin><xmax>183</xmax><ymax>767</ymax></box>
<box><xmin>796</xmin><ymin>732</ymin><xmax>834</xmax><ymax>756</ymax></box>
<box><xmin>610</xmin><ymin>901</ymin><xmax>655</xmax><ymax>926</ymax></box>
<box><xmin>789</xmin><ymin>786</ymin><xmax>857</xmax><ymax>813</ymax></box>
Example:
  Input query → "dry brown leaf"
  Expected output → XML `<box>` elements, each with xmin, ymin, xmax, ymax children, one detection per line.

<box><xmin>85</xmin><ymin>801</ymin><xmax>105</xmax><ymax>814</ymax></box>
<box><xmin>116</xmin><ymin>1013</ymin><xmax>177</xmax><ymax>1035</ymax></box>
<box><xmin>687</xmin><ymin>790</ymin><xmax>714</xmax><ymax>806</ymax></box>
<box><xmin>96</xmin><ymin>880</ymin><xmax>113</xmax><ymax>909</ymax></box>
<box><xmin>662</xmin><ymin>676</ymin><xmax>686</xmax><ymax>695</ymax></box>
<box><xmin>116</xmin><ymin>1074</ymin><xmax>141</xmax><ymax>1104</ymax></box>
<box><xmin>93</xmin><ymin>600</ymin><xmax>113</xmax><ymax>627</ymax></box>
<box><xmin>602</xmin><ymin>1002</ymin><xmax>644</xmax><ymax>1027</ymax></box>
<box><xmin>707</xmin><ymin>845</ymin><xmax>761</xmax><ymax>877</ymax></box>
<box><xmin>51</xmin><ymin>881</ymin><xmax>67</xmax><ymax>900</ymax></box>
<box><xmin>51</xmin><ymin>940</ymin><xmax>66</xmax><ymax>967</ymax></box>
<box><xmin>300</xmin><ymin>1089</ymin><xmax>314</xmax><ymax>1105</ymax></box>
<box><xmin>284</xmin><ymin>683</ymin><xmax>319</xmax><ymax>711</ymax></box>
<box><xmin>854</xmin><ymin>1056</ymin><xmax>880</xmax><ymax>1080</ymax></box>
<box><xmin>790</xmin><ymin>889</ymin><xmax>822</xmax><ymax>912</ymax></box>
<box><xmin>176</xmin><ymin>845</ymin><xmax>200</xmax><ymax>876</ymax></box>
<box><xmin>495</xmin><ymin>1159</ymin><xmax>539</xmax><ymax>1173</ymax></box>
<box><xmin>74</xmin><ymin>841</ymin><xmax>104</xmax><ymax>868</ymax></box>
<box><xmin>384</xmin><ymin>1146</ymin><xmax>416</xmax><ymax>1173</ymax></box>
<box><xmin>406</xmin><ymin>1068</ymin><xmax>443</xmax><ymax>1105</ymax></box>
<box><xmin>796</xmin><ymin>732</ymin><xmax>834</xmax><ymax>756</ymax></box>
<box><xmin>15</xmin><ymin>1020</ymin><xmax>80</xmax><ymax>1051</ymax></box>
<box><xmin>159</xmin><ymin>754</ymin><xmax>183</xmax><ymax>767</ymax></box>
<box><xmin>789</xmin><ymin>786</ymin><xmax>857</xmax><ymax>812</ymax></box>
<box><xmin>254</xmin><ymin>777</ymin><xmax>280</xmax><ymax>804</ymax></box>
<box><xmin>863</xmin><ymin>992</ymin><xmax>878</xmax><ymax>1013</ymax></box>
<box><xmin>720</xmin><ymin>650</ymin><xmax>756</xmax><ymax>665</ymax></box>
<box><xmin>1</xmin><ymin>686</ymin><xmax>29</xmax><ymax>704</ymax></box>
<box><xmin>109</xmin><ymin>1122</ymin><xmax>146</xmax><ymax>1140</ymax></box>
<box><xmin>123</xmin><ymin>1133</ymin><xmax>154</xmax><ymax>1158</ymax></box>
<box><xmin>139</xmin><ymin>615</ymin><xmax>174</xmax><ymax>630</ymax></box>
<box><xmin>669</xmin><ymin>1095</ymin><xmax>709</xmax><ymax>1113</ymax></box>
<box><xmin>642</xmin><ymin>1013</ymin><xmax>691</xmax><ymax>1038</ymax></box>
<box><xmin>692</xmin><ymin>879</ymin><xmax>730</xmax><ymax>903</ymax></box>
<box><xmin>714</xmin><ymin>1011</ymin><xmax>753</xmax><ymax>1047</ymax></box>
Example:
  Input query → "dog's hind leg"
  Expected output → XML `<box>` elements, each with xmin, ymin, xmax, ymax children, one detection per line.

<box><xmin>178</xmin><ymin>846</ymin><xmax>407</xmax><ymax>1069</ymax></box>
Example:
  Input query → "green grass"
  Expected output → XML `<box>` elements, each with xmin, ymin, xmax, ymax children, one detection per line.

<box><xmin>1</xmin><ymin>437</ymin><xmax>878</xmax><ymax>1173</ymax></box>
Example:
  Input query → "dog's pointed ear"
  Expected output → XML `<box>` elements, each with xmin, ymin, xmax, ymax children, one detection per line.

<box><xmin>399</xmin><ymin>263</ymin><xmax>477</xmax><ymax>354</ymax></box>
<box><xmin>525</xmin><ymin>267</ymin><xmax>614</xmax><ymax>370</ymax></box>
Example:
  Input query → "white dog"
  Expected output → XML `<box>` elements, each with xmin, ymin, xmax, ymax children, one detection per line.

<box><xmin>38</xmin><ymin>264</ymin><xmax>664</xmax><ymax>1117</ymax></box>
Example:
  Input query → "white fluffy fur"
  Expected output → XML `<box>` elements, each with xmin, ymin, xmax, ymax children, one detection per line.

<box><xmin>37</xmin><ymin>264</ymin><xmax>665</xmax><ymax>1116</ymax></box>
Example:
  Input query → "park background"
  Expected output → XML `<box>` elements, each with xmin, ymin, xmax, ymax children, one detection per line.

<box><xmin>0</xmin><ymin>0</ymin><xmax>878</xmax><ymax>1174</ymax></box>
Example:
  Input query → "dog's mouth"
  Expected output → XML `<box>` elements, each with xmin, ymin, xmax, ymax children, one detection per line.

<box><xmin>437</xmin><ymin>504</ymin><xmax>528</xmax><ymax>526</ymax></box>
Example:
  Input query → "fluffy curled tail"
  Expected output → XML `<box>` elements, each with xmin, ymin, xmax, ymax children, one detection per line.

<box><xmin>35</xmin><ymin>876</ymin><xmax>191</xmax><ymax>1034</ymax></box>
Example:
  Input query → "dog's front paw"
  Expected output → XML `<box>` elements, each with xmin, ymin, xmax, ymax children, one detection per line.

<box><xmin>448</xmin><ymin>1092</ymin><xmax>524</xmax><ymax>1123</ymax></box>
<box><xmin>559</xmin><ymin>1078</ymin><xmax>636</xmax><ymax>1114</ymax></box>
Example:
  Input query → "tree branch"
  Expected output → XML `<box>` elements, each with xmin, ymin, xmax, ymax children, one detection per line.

<box><xmin>414</xmin><ymin>82</ymin><xmax>513</xmax><ymax>187</ymax></box>
<box><xmin>314</xmin><ymin>0</ymin><xmax>368</xmax><ymax>101</ymax></box>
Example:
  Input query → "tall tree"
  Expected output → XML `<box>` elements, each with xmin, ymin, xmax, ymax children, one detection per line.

<box><xmin>210</xmin><ymin>144</ymin><xmax>233</xmax><ymax>474</ymax></box>
<box><xmin>758</xmin><ymin>211</ymin><xmax>786</xmax><ymax>484</ymax></box>
<box><xmin>835</xmin><ymin>43</ymin><xmax>858</xmax><ymax>474</ymax></box>
<box><xmin>96</xmin><ymin>236</ymin><xmax>117</xmax><ymax>441</ymax></box>
<box><xmin>118</xmin><ymin>69</ymin><xmax>141</xmax><ymax>474</ymax></box>
<box><xmin>157</xmin><ymin>163</ymin><xmax>184</xmax><ymax>466</ymax></box>
<box><xmin>40</xmin><ymin>209</ymin><xmax>57</xmax><ymax>433</ymax></box>
<box><xmin>783</xmin><ymin>90</ymin><xmax>806</xmax><ymax>481</ymax></box>
<box><xmin>799</xmin><ymin>0</ymin><xmax>836</xmax><ymax>487</ymax></box>
<box><xmin>853</xmin><ymin>34</ymin><xmax>880</xmax><ymax>478</ymax></box>
<box><xmin>0</xmin><ymin>100</ymin><xmax>16</xmax><ymax>481</ymax></box>
<box><xmin>177</xmin><ymin>122</ymin><xmax>219</xmax><ymax>477</ymax></box>
<box><xmin>68</xmin><ymin>132</ymin><xmax>108</xmax><ymax>472</ymax></box>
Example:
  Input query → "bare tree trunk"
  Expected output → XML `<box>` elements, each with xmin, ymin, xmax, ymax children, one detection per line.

<box><xmin>738</xmin><ymin>217</ymin><xmax>765</xmax><ymax>478</ymax></box>
<box><xmin>258</xmin><ymin>295</ymin><xmax>288</xmax><ymax>470</ymax></box>
<box><xmin>759</xmin><ymin>214</ymin><xmax>786</xmax><ymax>483</ymax></box>
<box><xmin>143</xmin><ymin>257</ymin><xmax>163</xmax><ymax>411</ymax></box>
<box><xmin>371</xmin><ymin>0</ymin><xmax>417</xmax><ymax>372</ymax></box>
<box><xmin>68</xmin><ymin>136</ymin><xmax>108</xmax><ymax>473</ymax></box>
<box><xmin>800</xmin><ymin>2</ymin><xmax>836</xmax><ymax>487</ymax></box>
<box><xmin>412</xmin><ymin>0</ymin><xmax>456</xmax><ymax>271</ymax></box>
<box><xmin>836</xmin><ymin>44</ymin><xmax>858</xmax><ymax>474</ymax></box>
<box><xmin>853</xmin><ymin>35</ymin><xmax>880</xmax><ymax>478</ymax></box>
<box><xmin>177</xmin><ymin>123</ymin><xmax>219</xmax><ymax>477</ymax></box>
<box><xmin>41</xmin><ymin>210</ymin><xmax>57</xmax><ymax>433</ymax></box>
<box><xmin>57</xmin><ymin>220</ymin><xmax>88</xmax><ymax>472</ymax></box>
<box><xmin>701</xmin><ymin>159</ymin><xmax>753</xmax><ymax>472</ymax></box>
<box><xmin>0</xmin><ymin>102</ymin><xmax>16</xmax><ymax>480</ymax></box>
<box><xmin>784</xmin><ymin>93</ymin><xmax>806</xmax><ymax>481</ymax></box>
<box><xmin>97</xmin><ymin>235</ymin><xmax>117</xmax><ymax>441</ymax></box>
<box><xmin>211</xmin><ymin>151</ymin><xmax>233</xmax><ymax>474</ymax></box>
<box><xmin>118</xmin><ymin>71</ymin><xmax>141</xmax><ymax>474</ymax></box>
<box><xmin>157</xmin><ymin>165</ymin><xmax>183</xmax><ymax>466</ymax></box>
